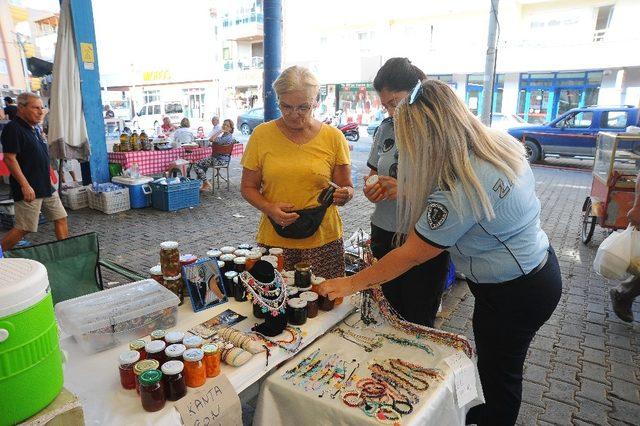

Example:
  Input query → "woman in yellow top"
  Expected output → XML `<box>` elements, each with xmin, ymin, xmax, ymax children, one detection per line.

<box><xmin>241</xmin><ymin>65</ymin><xmax>353</xmax><ymax>280</ymax></box>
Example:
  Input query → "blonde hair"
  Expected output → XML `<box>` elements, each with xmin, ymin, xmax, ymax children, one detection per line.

<box><xmin>394</xmin><ymin>79</ymin><xmax>526</xmax><ymax>235</ymax></box>
<box><xmin>272</xmin><ymin>66</ymin><xmax>319</xmax><ymax>100</ymax></box>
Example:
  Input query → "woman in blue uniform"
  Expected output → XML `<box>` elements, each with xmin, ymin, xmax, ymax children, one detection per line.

<box><xmin>319</xmin><ymin>79</ymin><xmax>562</xmax><ymax>426</ymax></box>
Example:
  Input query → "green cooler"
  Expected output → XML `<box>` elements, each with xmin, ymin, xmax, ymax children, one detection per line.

<box><xmin>0</xmin><ymin>259</ymin><xmax>63</xmax><ymax>425</ymax></box>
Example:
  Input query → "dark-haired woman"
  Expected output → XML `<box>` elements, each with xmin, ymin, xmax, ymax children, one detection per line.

<box><xmin>364</xmin><ymin>57</ymin><xmax>450</xmax><ymax>327</ymax></box>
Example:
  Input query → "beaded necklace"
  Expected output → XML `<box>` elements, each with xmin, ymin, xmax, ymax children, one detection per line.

<box><xmin>239</xmin><ymin>270</ymin><xmax>288</xmax><ymax>316</ymax></box>
<box><xmin>331</xmin><ymin>328</ymin><xmax>383</xmax><ymax>352</ymax></box>
<box><xmin>370</xmin><ymin>362</ymin><xmax>429</xmax><ymax>392</ymax></box>
<box><xmin>389</xmin><ymin>358</ymin><xmax>443</xmax><ymax>382</ymax></box>
<box><xmin>376</xmin><ymin>333</ymin><xmax>434</xmax><ymax>355</ymax></box>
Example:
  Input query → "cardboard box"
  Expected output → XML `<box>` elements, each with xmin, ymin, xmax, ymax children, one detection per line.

<box><xmin>19</xmin><ymin>387</ymin><xmax>84</xmax><ymax>426</ymax></box>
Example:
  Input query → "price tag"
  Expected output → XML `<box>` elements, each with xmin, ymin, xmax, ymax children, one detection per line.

<box><xmin>174</xmin><ymin>375</ymin><xmax>242</xmax><ymax>426</ymax></box>
<box><xmin>444</xmin><ymin>352</ymin><xmax>477</xmax><ymax>408</ymax></box>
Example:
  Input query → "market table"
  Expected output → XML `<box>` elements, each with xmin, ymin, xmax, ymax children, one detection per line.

<box><xmin>59</xmin><ymin>296</ymin><xmax>354</xmax><ymax>425</ymax></box>
<box><xmin>107</xmin><ymin>144</ymin><xmax>244</xmax><ymax>176</ymax></box>
<box><xmin>254</xmin><ymin>311</ymin><xmax>483</xmax><ymax>426</ymax></box>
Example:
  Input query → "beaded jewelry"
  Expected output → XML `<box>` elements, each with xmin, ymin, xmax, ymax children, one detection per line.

<box><xmin>342</xmin><ymin>391</ymin><xmax>363</xmax><ymax>407</ymax></box>
<box><xmin>331</xmin><ymin>328</ymin><xmax>383</xmax><ymax>352</ymax></box>
<box><xmin>239</xmin><ymin>270</ymin><xmax>288</xmax><ymax>317</ymax></box>
<box><xmin>376</xmin><ymin>333</ymin><xmax>434</xmax><ymax>355</ymax></box>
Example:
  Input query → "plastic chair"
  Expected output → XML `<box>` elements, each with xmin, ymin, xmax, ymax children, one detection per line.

<box><xmin>5</xmin><ymin>232</ymin><xmax>145</xmax><ymax>304</ymax></box>
<box><xmin>211</xmin><ymin>143</ymin><xmax>235</xmax><ymax>193</ymax></box>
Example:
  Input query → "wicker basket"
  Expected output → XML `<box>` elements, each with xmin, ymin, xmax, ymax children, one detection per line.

<box><xmin>88</xmin><ymin>187</ymin><xmax>130</xmax><ymax>214</ymax></box>
<box><xmin>60</xmin><ymin>185</ymin><xmax>90</xmax><ymax>210</ymax></box>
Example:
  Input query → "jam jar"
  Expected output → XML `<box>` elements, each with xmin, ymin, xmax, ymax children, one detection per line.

<box><xmin>183</xmin><ymin>335</ymin><xmax>204</xmax><ymax>349</ymax></box>
<box><xmin>129</xmin><ymin>339</ymin><xmax>147</xmax><ymax>360</ymax></box>
<box><xmin>233</xmin><ymin>256</ymin><xmax>246</xmax><ymax>274</ymax></box>
<box><xmin>165</xmin><ymin>330</ymin><xmax>185</xmax><ymax>345</ymax></box>
<box><xmin>207</xmin><ymin>249</ymin><xmax>222</xmax><ymax>259</ymax></box>
<box><xmin>224</xmin><ymin>270</ymin><xmax>238</xmax><ymax>297</ymax></box>
<box><xmin>165</xmin><ymin>344</ymin><xmax>186</xmax><ymax>362</ymax></box>
<box><xmin>145</xmin><ymin>340</ymin><xmax>167</xmax><ymax>365</ymax></box>
<box><xmin>160</xmin><ymin>241</ymin><xmax>180</xmax><ymax>277</ymax></box>
<box><xmin>219</xmin><ymin>254</ymin><xmax>236</xmax><ymax>276</ymax></box>
<box><xmin>162</xmin><ymin>360</ymin><xmax>187</xmax><ymax>401</ymax></box>
<box><xmin>268</xmin><ymin>248</ymin><xmax>284</xmax><ymax>271</ymax></box>
<box><xmin>139</xmin><ymin>369</ymin><xmax>166</xmax><ymax>412</ymax></box>
<box><xmin>300</xmin><ymin>291</ymin><xmax>319</xmax><ymax>318</ymax></box>
<box><xmin>183</xmin><ymin>348</ymin><xmax>207</xmax><ymax>388</ymax></box>
<box><xmin>245</xmin><ymin>251</ymin><xmax>261</xmax><ymax>271</ymax></box>
<box><xmin>220</xmin><ymin>246</ymin><xmax>236</xmax><ymax>254</ymax></box>
<box><xmin>149</xmin><ymin>265</ymin><xmax>163</xmax><ymax>284</ymax></box>
<box><xmin>318</xmin><ymin>293</ymin><xmax>335</xmax><ymax>311</ymax></box>
<box><xmin>261</xmin><ymin>255</ymin><xmax>278</xmax><ymax>270</ymax></box>
<box><xmin>311</xmin><ymin>276</ymin><xmax>325</xmax><ymax>294</ymax></box>
<box><xmin>150</xmin><ymin>329</ymin><xmax>166</xmax><ymax>341</ymax></box>
<box><xmin>231</xmin><ymin>273</ymin><xmax>246</xmax><ymax>302</ymax></box>
<box><xmin>162</xmin><ymin>275</ymin><xmax>184</xmax><ymax>305</ymax></box>
<box><xmin>118</xmin><ymin>350</ymin><xmax>141</xmax><ymax>390</ymax></box>
<box><xmin>238</xmin><ymin>243</ymin><xmax>253</xmax><ymax>250</ymax></box>
<box><xmin>202</xmin><ymin>343</ymin><xmax>222</xmax><ymax>378</ymax></box>
<box><xmin>287</xmin><ymin>298</ymin><xmax>308</xmax><ymax>326</ymax></box>
<box><xmin>287</xmin><ymin>286</ymin><xmax>299</xmax><ymax>300</ymax></box>
<box><xmin>294</xmin><ymin>262</ymin><xmax>312</xmax><ymax>289</ymax></box>
<box><xmin>234</xmin><ymin>249</ymin><xmax>250</xmax><ymax>258</ymax></box>
<box><xmin>133</xmin><ymin>359</ymin><xmax>159</xmax><ymax>394</ymax></box>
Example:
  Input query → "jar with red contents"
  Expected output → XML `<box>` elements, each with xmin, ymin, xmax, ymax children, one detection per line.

<box><xmin>129</xmin><ymin>339</ymin><xmax>147</xmax><ymax>360</ymax></box>
<box><xmin>160</xmin><ymin>241</ymin><xmax>180</xmax><ymax>277</ymax></box>
<box><xmin>133</xmin><ymin>359</ymin><xmax>159</xmax><ymax>394</ymax></box>
<box><xmin>183</xmin><ymin>348</ymin><xmax>207</xmax><ymax>388</ymax></box>
<box><xmin>118</xmin><ymin>350</ymin><xmax>141</xmax><ymax>390</ymax></box>
<box><xmin>149</xmin><ymin>265</ymin><xmax>163</xmax><ymax>284</ymax></box>
<box><xmin>300</xmin><ymin>291</ymin><xmax>319</xmax><ymax>318</ymax></box>
<box><xmin>268</xmin><ymin>248</ymin><xmax>284</xmax><ymax>271</ymax></box>
<box><xmin>245</xmin><ymin>251</ymin><xmax>261</xmax><ymax>271</ymax></box>
<box><xmin>202</xmin><ymin>344</ymin><xmax>221</xmax><ymax>378</ymax></box>
<box><xmin>164</xmin><ymin>330</ymin><xmax>185</xmax><ymax>346</ymax></box>
<box><xmin>150</xmin><ymin>329</ymin><xmax>166</xmax><ymax>341</ymax></box>
<box><xmin>139</xmin><ymin>369</ymin><xmax>166</xmax><ymax>412</ymax></box>
<box><xmin>162</xmin><ymin>360</ymin><xmax>187</xmax><ymax>401</ymax></box>
<box><xmin>145</xmin><ymin>340</ymin><xmax>167</xmax><ymax>365</ymax></box>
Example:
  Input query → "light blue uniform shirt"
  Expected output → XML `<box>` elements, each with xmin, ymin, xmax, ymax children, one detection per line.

<box><xmin>415</xmin><ymin>155</ymin><xmax>549</xmax><ymax>283</ymax></box>
<box><xmin>367</xmin><ymin>118</ymin><xmax>399</xmax><ymax>232</ymax></box>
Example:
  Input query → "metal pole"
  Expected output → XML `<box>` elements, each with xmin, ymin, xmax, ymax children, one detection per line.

<box><xmin>480</xmin><ymin>0</ymin><xmax>499</xmax><ymax>126</ymax></box>
<box><xmin>16</xmin><ymin>33</ymin><xmax>31</xmax><ymax>92</ymax></box>
<box><xmin>263</xmin><ymin>0</ymin><xmax>282</xmax><ymax>121</ymax></box>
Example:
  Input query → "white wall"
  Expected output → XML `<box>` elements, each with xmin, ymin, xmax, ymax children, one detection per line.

<box><xmin>502</xmin><ymin>73</ymin><xmax>520</xmax><ymax>115</ymax></box>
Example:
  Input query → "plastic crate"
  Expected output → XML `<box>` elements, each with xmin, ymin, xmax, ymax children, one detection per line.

<box><xmin>88</xmin><ymin>187</ymin><xmax>130</xmax><ymax>214</ymax></box>
<box><xmin>0</xmin><ymin>211</ymin><xmax>47</xmax><ymax>230</ymax></box>
<box><xmin>150</xmin><ymin>178</ymin><xmax>200</xmax><ymax>212</ymax></box>
<box><xmin>60</xmin><ymin>185</ymin><xmax>90</xmax><ymax>210</ymax></box>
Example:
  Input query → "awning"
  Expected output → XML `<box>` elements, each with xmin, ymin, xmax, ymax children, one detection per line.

<box><xmin>27</xmin><ymin>57</ymin><xmax>53</xmax><ymax>77</ymax></box>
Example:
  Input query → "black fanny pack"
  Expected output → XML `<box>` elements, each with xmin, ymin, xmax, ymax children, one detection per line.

<box><xmin>269</xmin><ymin>186</ymin><xmax>335</xmax><ymax>239</ymax></box>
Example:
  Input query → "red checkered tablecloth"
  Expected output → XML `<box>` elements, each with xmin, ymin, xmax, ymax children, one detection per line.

<box><xmin>107</xmin><ymin>144</ymin><xmax>244</xmax><ymax>176</ymax></box>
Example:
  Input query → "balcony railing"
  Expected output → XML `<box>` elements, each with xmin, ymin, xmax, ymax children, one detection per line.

<box><xmin>224</xmin><ymin>57</ymin><xmax>264</xmax><ymax>71</ymax></box>
<box><xmin>222</xmin><ymin>13</ymin><xmax>263</xmax><ymax>28</ymax></box>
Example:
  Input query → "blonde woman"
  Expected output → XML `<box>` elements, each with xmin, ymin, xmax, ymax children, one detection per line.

<box><xmin>241</xmin><ymin>65</ymin><xmax>353</xmax><ymax>280</ymax></box>
<box><xmin>319</xmin><ymin>80</ymin><xmax>562</xmax><ymax>425</ymax></box>
<box><xmin>172</xmin><ymin>117</ymin><xmax>194</xmax><ymax>147</ymax></box>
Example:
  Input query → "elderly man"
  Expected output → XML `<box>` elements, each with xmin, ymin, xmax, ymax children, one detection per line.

<box><xmin>207</xmin><ymin>116</ymin><xmax>223</xmax><ymax>144</ymax></box>
<box><xmin>1</xmin><ymin>92</ymin><xmax>68</xmax><ymax>251</ymax></box>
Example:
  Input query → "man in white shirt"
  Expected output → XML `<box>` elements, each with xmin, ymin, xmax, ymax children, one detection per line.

<box><xmin>208</xmin><ymin>116</ymin><xmax>223</xmax><ymax>144</ymax></box>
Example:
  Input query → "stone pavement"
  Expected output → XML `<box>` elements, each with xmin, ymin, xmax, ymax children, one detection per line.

<box><xmin>4</xmin><ymin>156</ymin><xmax>640</xmax><ymax>425</ymax></box>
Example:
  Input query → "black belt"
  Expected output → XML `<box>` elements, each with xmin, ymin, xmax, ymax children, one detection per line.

<box><xmin>526</xmin><ymin>251</ymin><xmax>549</xmax><ymax>278</ymax></box>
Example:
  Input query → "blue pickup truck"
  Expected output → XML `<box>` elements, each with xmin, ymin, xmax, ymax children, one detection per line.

<box><xmin>507</xmin><ymin>105</ymin><xmax>640</xmax><ymax>162</ymax></box>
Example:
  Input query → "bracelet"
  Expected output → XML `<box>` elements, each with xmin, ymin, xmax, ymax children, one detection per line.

<box><xmin>392</xmin><ymin>399</ymin><xmax>413</xmax><ymax>415</ymax></box>
<box><xmin>342</xmin><ymin>391</ymin><xmax>363</xmax><ymax>408</ymax></box>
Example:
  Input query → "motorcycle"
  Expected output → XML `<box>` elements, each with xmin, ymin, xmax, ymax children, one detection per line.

<box><xmin>322</xmin><ymin>112</ymin><xmax>360</xmax><ymax>142</ymax></box>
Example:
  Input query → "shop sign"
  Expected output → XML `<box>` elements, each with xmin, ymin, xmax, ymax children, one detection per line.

<box><xmin>175</xmin><ymin>375</ymin><xmax>242</xmax><ymax>426</ymax></box>
<box><xmin>339</xmin><ymin>82</ymin><xmax>374</xmax><ymax>92</ymax></box>
<box><xmin>142</xmin><ymin>70</ymin><xmax>172</xmax><ymax>82</ymax></box>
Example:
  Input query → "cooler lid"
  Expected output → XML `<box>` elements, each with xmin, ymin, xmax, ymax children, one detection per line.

<box><xmin>112</xmin><ymin>176</ymin><xmax>154</xmax><ymax>185</ymax></box>
<box><xmin>0</xmin><ymin>259</ymin><xmax>49</xmax><ymax>318</ymax></box>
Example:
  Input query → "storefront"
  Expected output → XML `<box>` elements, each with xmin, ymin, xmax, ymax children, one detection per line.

<box><xmin>336</xmin><ymin>82</ymin><xmax>382</xmax><ymax>125</ymax></box>
<box><xmin>465</xmin><ymin>74</ymin><xmax>504</xmax><ymax>116</ymax></box>
<box><xmin>516</xmin><ymin>71</ymin><xmax>602</xmax><ymax>123</ymax></box>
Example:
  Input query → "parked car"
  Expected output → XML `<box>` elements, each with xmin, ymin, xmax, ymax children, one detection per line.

<box><xmin>507</xmin><ymin>105</ymin><xmax>640</xmax><ymax>162</ymax></box>
<box><xmin>490</xmin><ymin>113</ymin><xmax>527</xmax><ymax>130</ymax></box>
<box><xmin>132</xmin><ymin>101</ymin><xmax>183</xmax><ymax>132</ymax></box>
<box><xmin>237</xmin><ymin>108</ymin><xmax>264</xmax><ymax>135</ymax></box>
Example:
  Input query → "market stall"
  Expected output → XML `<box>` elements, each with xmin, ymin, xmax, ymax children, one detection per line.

<box><xmin>107</xmin><ymin>145</ymin><xmax>244</xmax><ymax>177</ymax></box>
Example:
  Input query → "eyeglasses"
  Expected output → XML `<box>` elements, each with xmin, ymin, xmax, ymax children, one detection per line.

<box><xmin>279</xmin><ymin>102</ymin><xmax>312</xmax><ymax>114</ymax></box>
<box><xmin>408</xmin><ymin>80</ymin><xmax>423</xmax><ymax>105</ymax></box>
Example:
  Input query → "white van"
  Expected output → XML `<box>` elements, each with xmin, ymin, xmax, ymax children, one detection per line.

<box><xmin>132</xmin><ymin>101</ymin><xmax>183</xmax><ymax>132</ymax></box>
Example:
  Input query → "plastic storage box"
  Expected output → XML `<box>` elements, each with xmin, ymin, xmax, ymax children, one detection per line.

<box><xmin>112</xmin><ymin>176</ymin><xmax>153</xmax><ymax>209</ymax></box>
<box><xmin>0</xmin><ymin>200</ymin><xmax>46</xmax><ymax>230</ymax></box>
<box><xmin>55</xmin><ymin>280</ymin><xmax>180</xmax><ymax>354</ymax></box>
<box><xmin>150</xmin><ymin>178</ymin><xmax>200</xmax><ymax>212</ymax></box>
<box><xmin>88</xmin><ymin>186</ymin><xmax>130</xmax><ymax>214</ymax></box>
<box><xmin>60</xmin><ymin>185</ymin><xmax>90</xmax><ymax>210</ymax></box>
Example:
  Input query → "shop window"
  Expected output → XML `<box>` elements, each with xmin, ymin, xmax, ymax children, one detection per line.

<box><xmin>146</xmin><ymin>106</ymin><xmax>153</xmax><ymax>115</ymax></box>
<box><xmin>602</xmin><ymin>111</ymin><xmax>628</xmax><ymax>129</ymax></box>
<box><xmin>593</xmin><ymin>5</ymin><xmax>614</xmax><ymax>42</ymax></box>
<box><xmin>223</xmin><ymin>47</ymin><xmax>231</xmax><ymax>60</ymax></box>
<box><xmin>153</xmin><ymin>105</ymin><xmax>161</xmax><ymax>115</ymax></box>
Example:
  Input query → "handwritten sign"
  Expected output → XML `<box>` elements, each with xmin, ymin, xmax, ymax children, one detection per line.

<box><xmin>444</xmin><ymin>352</ymin><xmax>477</xmax><ymax>408</ymax></box>
<box><xmin>80</xmin><ymin>42</ymin><xmax>94</xmax><ymax>63</ymax></box>
<box><xmin>175</xmin><ymin>375</ymin><xmax>241</xmax><ymax>426</ymax></box>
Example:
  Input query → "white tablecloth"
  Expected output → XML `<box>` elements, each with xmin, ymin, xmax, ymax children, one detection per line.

<box><xmin>254</xmin><ymin>312</ymin><xmax>484</xmax><ymax>426</ymax></box>
<box><xmin>59</xmin><ymin>298</ymin><xmax>354</xmax><ymax>425</ymax></box>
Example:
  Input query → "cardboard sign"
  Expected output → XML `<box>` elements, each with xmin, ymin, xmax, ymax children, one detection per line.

<box><xmin>174</xmin><ymin>375</ymin><xmax>241</xmax><ymax>426</ymax></box>
<box><xmin>80</xmin><ymin>42</ymin><xmax>94</xmax><ymax>63</ymax></box>
<box><xmin>444</xmin><ymin>352</ymin><xmax>477</xmax><ymax>408</ymax></box>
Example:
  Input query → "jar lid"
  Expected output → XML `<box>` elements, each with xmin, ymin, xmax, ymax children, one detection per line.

<box><xmin>294</xmin><ymin>262</ymin><xmax>312</xmax><ymax>272</ymax></box>
<box><xmin>233</xmin><ymin>256</ymin><xmax>247</xmax><ymax>265</ymax></box>
<box><xmin>160</xmin><ymin>241</ymin><xmax>179</xmax><ymax>250</ymax></box>
<box><xmin>220</xmin><ymin>254</ymin><xmax>236</xmax><ymax>261</ymax></box>
<box><xmin>220</xmin><ymin>246</ymin><xmax>236</xmax><ymax>254</ymax></box>
<box><xmin>258</xmin><ymin>247</ymin><xmax>268</xmax><ymax>255</ymax></box>
<box><xmin>217</xmin><ymin>260</ymin><xmax>225</xmax><ymax>269</ymax></box>
<box><xmin>225</xmin><ymin>271</ymin><xmax>238</xmax><ymax>279</ymax></box>
<box><xmin>129</xmin><ymin>339</ymin><xmax>146</xmax><ymax>351</ymax></box>
<box><xmin>287</xmin><ymin>297</ymin><xmax>307</xmax><ymax>309</ymax></box>
<box><xmin>311</xmin><ymin>276</ymin><xmax>326</xmax><ymax>285</ymax></box>
<box><xmin>183</xmin><ymin>348</ymin><xmax>205</xmax><ymax>362</ymax></box>
<box><xmin>139</xmin><ymin>369</ymin><xmax>163</xmax><ymax>385</ymax></box>
<box><xmin>246</xmin><ymin>251</ymin><xmax>261</xmax><ymax>260</ymax></box>
<box><xmin>149</xmin><ymin>265</ymin><xmax>162</xmax><ymax>275</ymax></box>
<box><xmin>145</xmin><ymin>340</ymin><xmax>166</xmax><ymax>354</ymax></box>
<box><xmin>0</xmin><ymin>259</ymin><xmax>49</xmax><ymax>318</ymax></box>
<box><xmin>287</xmin><ymin>286</ymin><xmax>299</xmax><ymax>296</ymax></box>
<box><xmin>202</xmin><ymin>343</ymin><xmax>219</xmax><ymax>354</ymax></box>
<box><xmin>164</xmin><ymin>275</ymin><xmax>181</xmax><ymax>282</ymax></box>
<box><xmin>150</xmin><ymin>329</ymin><xmax>166</xmax><ymax>339</ymax></box>
<box><xmin>119</xmin><ymin>350</ymin><xmax>141</xmax><ymax>366</ymax></box>
<box><xmin>165</xmin><ymin>343</ymin><xmax>186</xmax><ymax>358</ymax></box>
<box><xmin>269</xmin><ymin>247</ymin><xmax>283</xmax><ymax>255</ymax></box>
<box><xmin>238</xmin><ymin>243</ymin><xmax>253</xmax><ymax>250</ymax></box>
<box><xmin>234</xmin><ymin>249</ymin><xmax>250</xmax><ymax>257</ymax></box>
<box><xmin>165</xmin><ymin>331</ymin><xmax>184</xmax><ymax>343</ymax></box>
<box><xmin>180</xmin><ymin>254</ymin><xmax>198</xmax><ymax>264</ymax></box>
<box><xmin>183</xmin><ymin>335</ymin><xmax>204</xmax><ymax>348</ymax></box>
<box><xmin>161</xmin><ymin>360</ymin><xmax>184</xmax><ymax>375</ymax></box>
<box><xmin>300</xmin><ymin>291</ymin><xmax>319</xmax><ymax>302</ymax></box>
<box><xmin>134</xmin><ymin>359</ymin><xmax>160</xmax><ymax>375</ymax></box>
<box><xmin>233</xmin><ymin>276</ymin><xmax>239</xmax><ymax>284</ymax></box>
<box><xmin>282</xmin><ymin>270</ymin><xmax>295</xmax><ymax>279</ymax></box>
<box><xmin>207</xmin><ymin>249</ymin><xmax>222</xmax><ymax>258</ymax></box>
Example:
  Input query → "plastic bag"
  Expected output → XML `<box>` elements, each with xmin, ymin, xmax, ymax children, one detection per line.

<box><xmin>593</xmin><ymin>226</ymin><xmax>640</xmax><ymax>280</ymax></box>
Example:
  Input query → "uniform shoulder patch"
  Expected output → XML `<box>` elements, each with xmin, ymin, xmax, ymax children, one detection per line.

<box><xmin>427</xmin><ymin>202</ymin><xmax>448</xmax><ymax>230</ymax></box>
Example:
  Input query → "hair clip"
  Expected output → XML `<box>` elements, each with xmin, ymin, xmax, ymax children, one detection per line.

<box><xmin>409</xmin><ymin>80</ymin><xmax>423</xmax><ymax>105</ymax></box>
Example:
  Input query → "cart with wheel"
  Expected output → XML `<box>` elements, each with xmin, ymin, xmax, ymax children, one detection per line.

<box><xmin>581</xmin><ymin>132</ymin><xmax>640</xmax><ymax>244</ymax></box>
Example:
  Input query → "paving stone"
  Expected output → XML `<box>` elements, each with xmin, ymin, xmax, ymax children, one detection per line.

<box><xmin>524</xmin><ymin>363</ymin><xmax>550</xmax><ymax>386</ymax></box>
<box><xmin>559</xmin><ymin>323</ymin><xmax>584</xmax><ymax>338</ymax></box>
<box><xmin>608</xmin><ymin>362</ymin><xmax>640</xmax><ymax>385</ymax></box>
<box><xmin>539</xmin><ymin>397</ymin><xmax>578</xmax><ymax>424</ymax></box>
<box><xmin>549</xmin><ymin>362</ymin><xmax>580</xmax><ymax>386</ymax></box>
<box><xmin>528</xmin><ymin>348</ymin><xmax>553</xmax><ymax>368</ymax></box>
<box><xmin>522</xmin><ymin>380</ymin><xmax>547</xmax><ymax>409</ymax></box>
<box><xmin>544</xmin><ymin>379</ymin><xmax>579</xmax><ymax>408</ymax></box>
<box><xmin>579</xmin><ymin>361</ymin><xmax>610</xmax><ymax>386</ymax></box>
<box><xmin>583</xmin><ymin>334</ymin><xmax>606</xmax><ymax>351</ymax></box>
<box><xmin>586</xmin><ymin>311</ymin><xmax>606</xmax><ymax>324</ymax></box>
<box><xmin>584</xmin><ymin>322</ymin><xmax>605</xmax><ymax>336</ymax></box>
<box><xmin>581</xmin><ymin>347</ymin><xmax>607</xmax><ymax>366</ymax></box>
<box><xmin>576</xmin><ymin>378</ymin><xmax>612</xmax><ymax>407</ymax></box>
<box><xmin>574</xmin><ymin>397</ymin><xmax>612</xmax><ymax>425</ymax></box>
<box><xmin>531</xmin><ymin>335</ymin><xmax>556</xmax><ymax>352</ymax></box>
<box><xmin>609</xmin><ymin>348</ymin><xmax>636</xmax><ymax>367</ymax></box>
<box><xmin>609</xmin><ymin>377</ymin><xmax>640</xmax><ymax>404</ymax></box>
<box><xmin>516</xmin><ymin>402</ymin><xmax>544</xmax><ymax>426</ymax></box>
<box><xmin>609</xmin><ymin>397</ymin><xmax>640</xmax><ymax>424</ymax></box>
<box><xmin>607</xmin><ymin>334</ymin><xmax>634</xmax><ymax>351</ymax></box>
<box><xmin>552</xmin><ymin>347</ymin><xmax>581</xmax><ymax>368</ymax></box>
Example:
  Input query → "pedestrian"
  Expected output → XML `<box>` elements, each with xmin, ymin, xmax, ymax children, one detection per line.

<box><xmin>609</xmin><ymin>170</ymin><xmax>640</xmax><ymax>322</ymax></box>
<box><xmin>1</xmin><ymin>92</ymin><xmax>69</xmax><ymax>251</ymax></box>
<box><xmin>241</xmin><ymin>65</ymin><xmax>353</xmax><ymax>281</ymax></box>
<box><xmin>319</xmin><ymin>79</ymin><xmax>562</xmax><ymax>425</ymax></box>
<box><xmin>104</xmin><ymin>104</ymin><xmax>115</xmax><ymax>118</ymax></box>
<box><xmin>364</xmin><ymin>57</ymin><xmax>451</xmax><ymax>327</ymax></box>
<box><xmin>4</xmin><ymin>96</ymin><xmax>17</xmax><ymax>120</ymax></box>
